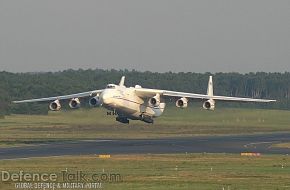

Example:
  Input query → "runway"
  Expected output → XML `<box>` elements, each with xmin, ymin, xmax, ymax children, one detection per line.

<box><xmin>1</xmin><ymin>133</ymin><xmax>290</xmax><ymax>160</ymax></box>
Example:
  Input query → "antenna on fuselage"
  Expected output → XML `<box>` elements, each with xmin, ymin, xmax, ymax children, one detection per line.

<box><xmin>119</xmin><ymin>76</ymin><xmax>125</xmax><ymax>87</ymax></box>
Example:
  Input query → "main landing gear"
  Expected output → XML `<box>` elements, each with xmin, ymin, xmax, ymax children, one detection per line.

<box><xmin>116</xmin><ymin>117</ymin><xmax>130</xmax><ymax>124</ymax></box>
<box><xmin>140</xmin><ymin>114</ymin><xmax>154</xmax><ymax>124</ymax></box>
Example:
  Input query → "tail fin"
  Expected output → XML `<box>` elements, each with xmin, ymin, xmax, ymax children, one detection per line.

<box><xmin>119</xmin><ymin>76</ymin><xmax>125</xmax><ymax>86</ymax></box>
<box><xmin>207</xmin><ymin>76</ymin><xmax>213</xmax><ymax>97</ymax></box>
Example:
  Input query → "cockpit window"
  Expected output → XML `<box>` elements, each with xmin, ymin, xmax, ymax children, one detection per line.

<box><xmin>106</xmin><ymin>84</ymin><xmax>116</xmax><ymax>89</ymax></box>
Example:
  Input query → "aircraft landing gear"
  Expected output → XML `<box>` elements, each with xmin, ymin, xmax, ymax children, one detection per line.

<box><xmin>140</xmin><ymin>114</ymin><xmax>154</xmax><ymax>124</ymax></box>
<box><xmin>116</xmin><ymin>117</ymin><xmax>129</xmax><ymax>124</ymax></box>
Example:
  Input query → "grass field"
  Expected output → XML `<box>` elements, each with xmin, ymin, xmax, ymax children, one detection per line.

<box><xmin>1</xmin><ymin>153</ymin><xmax>290</xmax><ymax>190</ymax></box>
<box><xmin>0</xmin><ymin>107</ymin><xmax>290</xmax><ymax>147</ymax></box>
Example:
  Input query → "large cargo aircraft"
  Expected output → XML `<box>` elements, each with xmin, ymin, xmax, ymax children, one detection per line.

<box><xmin>13</xmin><ymin>76</ymin><xmax>276</xmax><ymax>124</ymax></box>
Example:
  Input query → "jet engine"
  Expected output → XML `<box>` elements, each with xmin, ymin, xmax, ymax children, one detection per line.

<box><xmin>148</xmin><ymin>94</ymin><xmax>160</xmax><ymax>107</ymax></box>
<box><xmin>69</xmin><ymin>98</ymin><xmax>81</xmax><ymax>109</ymax></box>
<box><xmin>89</xmin><ymin>96</ymin><xmax>101</xmax><ymax>107</ymax></box>
<box><xmin>176</xmin><ymin>97</ymin><xmax>188</xmax><ymax>108</ymax></box>
<box><xmin>49</xmin><ymin>100</ymin><xmax>61</xmax><ymax>111</ymax></box>
<box><xmin>203</xmin><ymin>99</ymin><xmax>215</xmax><ymax>110</ymax></box>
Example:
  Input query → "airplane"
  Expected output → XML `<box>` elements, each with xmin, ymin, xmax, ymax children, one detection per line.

<box><xmin>13</xmin><ymin>76</ymin><xmax>276</xmax><ymax>124</ymax></box>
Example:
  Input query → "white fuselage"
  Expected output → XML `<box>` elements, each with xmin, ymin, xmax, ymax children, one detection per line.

<box><xmin>99</xmin><ymin>85</ymin><xmax>165</xmax><ymax>120</ymax></box>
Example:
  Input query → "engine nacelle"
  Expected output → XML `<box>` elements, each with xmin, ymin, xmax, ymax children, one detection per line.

<box><xmin>176</xmin><ymin>97</ymin><xmax>188</xmax><ymax>108</ymax></box>
<box><xmin>89</xmin><ymin>96</ymin><xmax>101</xmax><ymax>107</ymax></box>
<box><xmin>69</xmin><ymin>98</ymin><xmax>81</xmax><ymax>109</ymax></box>
<box><xmin>49</xmin><ymin>100</ymin><xmax>61</xmax><ymax>111</ymax></box>
<box><xmin>203</xmin><ymin>99</ymin><xmax>215</xmax><ymax>110</ymax></box>
<box><xmin>148</xmin><ymin>94</ymin><xmax>160</xmax><ymax>107</ymax></box>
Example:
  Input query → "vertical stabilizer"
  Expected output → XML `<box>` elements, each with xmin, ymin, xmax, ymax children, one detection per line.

<box><xmin>119</xmin><ymin>76</ymin><xmax>125</xmax><ymax>86</ymax></box>
<box><xmin>207</xmin><ymin>76</ymin><xmax>213</xmax><ymax>97</ymax></box>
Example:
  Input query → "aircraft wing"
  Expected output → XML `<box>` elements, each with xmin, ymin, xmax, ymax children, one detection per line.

<box><xmin>163</xmin><ymin>91</ymin><xmax>276</xmax><ymax>102</ymax></box>
<box><xmin>13</xmin><ymin>89</ymin><xmax>104</xmax><ymax>103</ymax></box>
<box><xmin>135</xmin><ymin>88</ymin><xmax>276</xmax><ymax>103</ymax></box>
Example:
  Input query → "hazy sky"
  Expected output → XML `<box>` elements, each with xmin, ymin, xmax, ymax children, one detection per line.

<box><xmin>0</xmin><ymin>0</ymin><xmax>289</xmax><ymax>73</ymax></box>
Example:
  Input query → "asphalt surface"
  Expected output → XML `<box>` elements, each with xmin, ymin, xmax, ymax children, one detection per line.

<box><xmin>1</xmin><ymin>133</ymin><xmax>290</xmax><ymax>160</ymax></box>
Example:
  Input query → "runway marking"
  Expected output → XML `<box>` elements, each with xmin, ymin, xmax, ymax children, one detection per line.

<box><xmin>0</xmin><ymin>155</ymin><xmax>79</xmax><ymax>161</ymax></box>
<box><xmin>80</xmin><ymin>140</ymin><xmax>115</xmax><ymax>142</ymax></box>
<box><xmin>0</xmin><ymin>157</ymin><xmax>32</xmax><ymax>161</ymax></box>
<box><xmin>33</xmin><ymin>140</ymin><xmax>116</xmax><ymax>146</ymax></box>
<box><xmin>243</xmin><ymin>141</ymin><xmax>280</xmax><ymax>148</ymax></box>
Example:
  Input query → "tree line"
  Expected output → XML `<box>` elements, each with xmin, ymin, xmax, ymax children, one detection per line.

<box><xmin>0</xmin><ymin>69</ymin><xmax>289</xmax><ymax>115</ymax></box>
